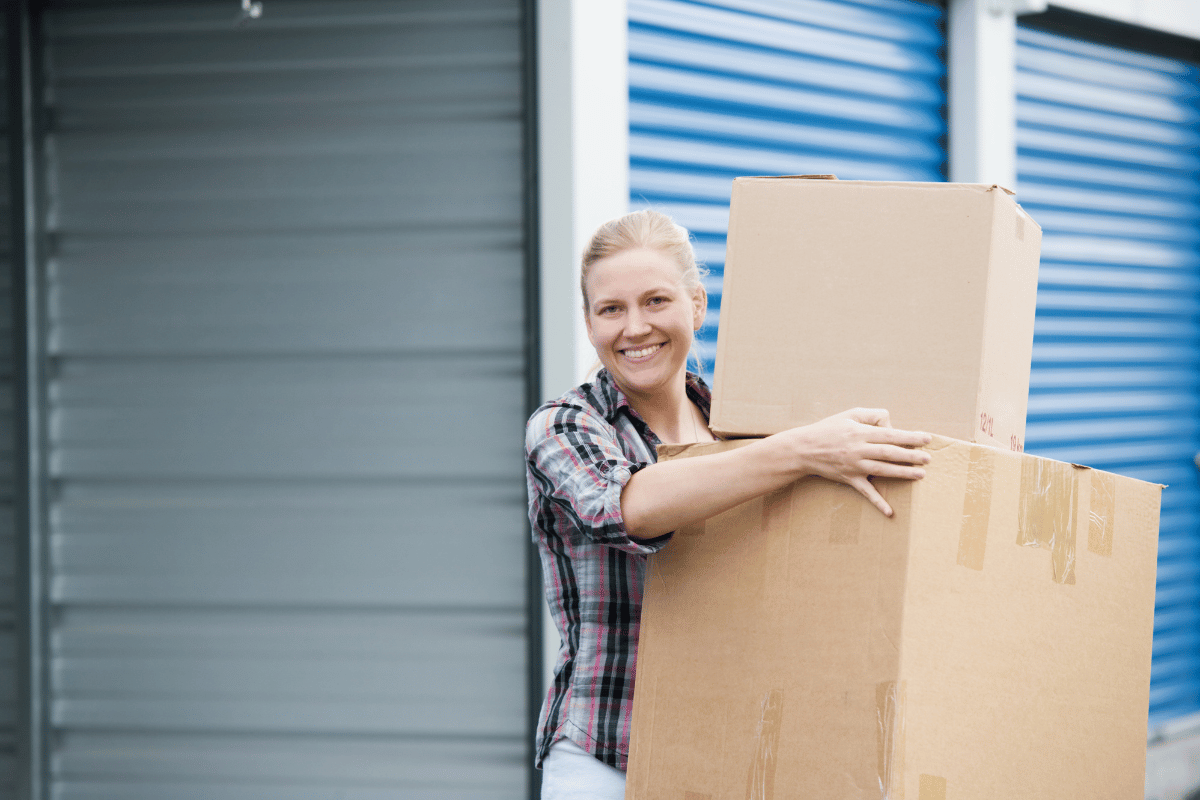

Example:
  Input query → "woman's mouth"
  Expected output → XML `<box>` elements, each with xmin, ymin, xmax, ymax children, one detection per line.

<box><xmin>622</xmin><ymin>343</ymin><xmax>663</xmax><ymax>360</ymax></box>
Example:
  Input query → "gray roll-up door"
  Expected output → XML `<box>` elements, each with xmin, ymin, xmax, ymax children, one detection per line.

<box><xmin>1015</xmin><ymin>24</ymin><xmax>1200</xmax><ymax>726</ymax></box>
<box><xmin>37</xmin><ymin>1</ymin><xmax>532</xmax><ymax>796</ymax></box>
<box><xmin>0</xmin><ymin>10</ymin><xmax>14</xmax><ymax>795</ymax></box>
<box><xmin>628</xmin><ymin>0</ymin><xmax>946</xmax><ymax>381</ymax></box>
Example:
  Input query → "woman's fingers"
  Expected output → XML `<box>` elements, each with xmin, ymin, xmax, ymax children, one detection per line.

<box><xmin>798</xmin><ymin>409</ymin><xmax>933</xmax><ymax>516</ymax></box>
<box><xmin>851</xmin><ymin>476</ymin><xmax>893</xmax><ymax>517</ymax></box>
<box><xmin>860</xmin><ymin>460</ymin><xmax>927</xmax><ymax>480</ymax></box>
<box><xmin>789</xmin><ymin>412</ymin><xmax>933</xmax><ymax>499</ymax></box>
<box><xmin>865</xmin><ymin>425</ymin><xmax>932</xmax><ymax>448</ymax></box>
<box><xmin>862</xmin><ymin>443</ymin><xmax>932</xmax><ymax>466</ymax></box>
<box><xmin>845</xmin><ymin>407</ymin><xmax>892</xmax><ymax>428</ymax></box>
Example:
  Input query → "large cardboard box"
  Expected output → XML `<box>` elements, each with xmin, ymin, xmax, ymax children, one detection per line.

<box><xmin>711</xmin><ymin>177</ymin><xmax>1042</xmax><ymax>451</ymax></box>
<box><xmin>627</xmin><ymin>437</ymin><xmax>1161</xmax><ymax>800</ymax></box>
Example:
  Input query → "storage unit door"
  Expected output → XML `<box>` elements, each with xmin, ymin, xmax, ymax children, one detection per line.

<box><xmin>1016</xmin><ymin>25</ymin><xmax>1200</xmax><ymax>725</ymax></box>
<box><xmin>0</xmin><ymin>11</ymin><xmax>15</xmax><ymax>796</ymax></box>
<box><xmin>628</xmin><ymin>0</ymin><xmax>946</xmax><ymax>380</ymax></box>
<box><xmin>39</xmin><ymin>1</ymin><xmax>531</xmax><ymax>796</ymax></box>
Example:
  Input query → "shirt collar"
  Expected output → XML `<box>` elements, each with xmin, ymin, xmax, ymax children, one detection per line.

<box><xmin>592</xmin><ymin>368</ymin><xmax>713</xmax><ymax>427</ymax></box>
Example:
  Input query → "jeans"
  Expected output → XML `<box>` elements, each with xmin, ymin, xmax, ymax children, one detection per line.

<box><xmin>541</xmin><ymin>737</ymin><xmax>627</xmax><ymax>800</ymax></box>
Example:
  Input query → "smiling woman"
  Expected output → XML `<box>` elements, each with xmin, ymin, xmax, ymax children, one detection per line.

<box><xmin>584</xmin><ymin>246</ymin><xmax>706</xmax><ymax>407</ymax></box>
<box><xmin>583</xmin><ymin>217</ymin><xmax>709</xmax><ymax>443</ymax></box>
<box><xmin>525</xmin><ymin>209</ymin><xmax>933</xmax><ymax>799</ymax></box>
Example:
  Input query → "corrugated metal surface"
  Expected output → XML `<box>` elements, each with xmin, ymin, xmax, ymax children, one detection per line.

<box><xmin>627</xmin><ymin>0</ymin><xmax>946</xmax><ymax>380</ymax></box>
<box><xmin>1015</xmin><ymin>25</ymin><xmax>1200</xmax><ymax>725</ymax></box>
<box><xmin>39</xmin><ymin>1</ymin><xmax>530</xmax><ymax>796</ymax></box>
<box><xmin>0</xmin><ymin>9</ymin><xmax>16</xmax><ymax>796</ymax></box>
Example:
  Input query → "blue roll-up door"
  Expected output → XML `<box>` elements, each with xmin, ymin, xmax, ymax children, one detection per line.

<box><xmin>628</xmin><ymin>0</ymin><xmax>946</xmax><ymax>380</ymax></box>
<box><xmin>1016</xmin><ymin>25</ymin><xmax>1200</xmax><ymax>725</ymax></box>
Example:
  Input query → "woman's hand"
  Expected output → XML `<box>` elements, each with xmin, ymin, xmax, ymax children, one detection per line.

<box><xmin>778</xmin><ymin>408</ymin><xmax>932</xmax><ymax>517</ymax></box>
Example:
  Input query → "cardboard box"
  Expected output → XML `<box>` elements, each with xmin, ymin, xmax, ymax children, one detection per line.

<box><xmin>627</xmin><ymin>437</ymin><xmax>1161</xmax><ymax>800</ymax></box>
<box><xmin>711</xmin><ymin>177</ymin><xmax>1042</xmax><ymax>451</ymax></box>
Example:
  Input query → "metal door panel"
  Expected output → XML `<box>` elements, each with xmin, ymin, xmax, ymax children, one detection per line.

<box><xmin>37</xmin><ymin>1</ymin><xmax>531</xmax><ymax>795</ymax></box>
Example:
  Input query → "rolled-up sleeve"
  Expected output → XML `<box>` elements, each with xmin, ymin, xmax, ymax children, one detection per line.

<box><xmin>526</xmin><ymin>402</ymin><xmax>669</xmax><ymax>555</ymax></box>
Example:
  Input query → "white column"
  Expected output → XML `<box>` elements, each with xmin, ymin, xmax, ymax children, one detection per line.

<box><xmin>536</xmin><ymin>0</ymin><xmax>630</xmax><ymax>691</ymax></box>
<box><xmin>948</xmin><ymin>0</ymin><xmax>1026</xmax><ymax>188</ymax></box>
<box><xmin>537</xmin><ymin>0</ymin><xmax>629</xmax><ymax>403</ymax></box>
<box><xmin>536</xmin><ymin>0</ymin><xmax>576</xmax><ymax>407</ymax></box>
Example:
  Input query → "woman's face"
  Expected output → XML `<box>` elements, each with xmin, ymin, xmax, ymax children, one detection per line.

<box><xmin>584</xmin><ymin>247</ymin><xmax>706</xmax><ymax>402</ymax></box>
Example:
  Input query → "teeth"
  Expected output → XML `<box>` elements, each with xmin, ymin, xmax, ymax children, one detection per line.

<box><xmin>624</xmin><ymin>344</ymin><xmax>662</xmax><ymax>359</ymax></box>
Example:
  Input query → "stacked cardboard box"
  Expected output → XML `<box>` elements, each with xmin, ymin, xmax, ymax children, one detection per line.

<box><xmin>709</xmin><ymin>176</ymin><xmax>1042</xmax><ymax>451</ymax></box>
<box><xmin>626</xmin><ymin>178</ymin><xmax>1163</xmax><ymax>800</ymax></box>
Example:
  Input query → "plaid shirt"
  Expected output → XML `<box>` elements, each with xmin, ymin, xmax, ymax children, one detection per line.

<box><xmin>526</xmin><ymin>368</ymin><xmax>712</xmax><ymax>771</ymax></box>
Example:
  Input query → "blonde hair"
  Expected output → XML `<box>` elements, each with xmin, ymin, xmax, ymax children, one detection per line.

<box><xmin>580</xmin><ymin>209</ymin><xmax>706</xmax><ymax>311</ymax></box>
<box><xmin>580</xmin><ymin>209</ymin><xmax>709</xmax><ymax>377</ymax></box>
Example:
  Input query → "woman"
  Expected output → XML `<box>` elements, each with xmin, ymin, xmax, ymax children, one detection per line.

<box><xmin>526</xmin><ymin>210</ymin><xmax>931</xmax><ymax>799</ymax></box>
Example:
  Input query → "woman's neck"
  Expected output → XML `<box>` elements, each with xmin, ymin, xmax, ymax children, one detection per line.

<box><xmin>621</xmin><ymin>374</ymin><xmax>712</xmax><ymax>445</ymax></box>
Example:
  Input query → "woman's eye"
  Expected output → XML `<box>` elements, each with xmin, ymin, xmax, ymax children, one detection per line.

<box><xmin>647</xmin><ymin>296</ymin><xmax>668</xmax><ymax>307</ymax></box>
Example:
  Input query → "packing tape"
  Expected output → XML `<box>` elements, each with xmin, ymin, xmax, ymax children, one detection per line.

<box><xmin>919</xmin><ymin>775</ymin><xmax>947</xmax><ymax>800</ymax></box>
<box><xmin>957</xmin><ymin>446</ymin><xmax>994</xmax><ymax>571</ymax></box>
<box><xmin>684</xmin><ymin>794</ymin><xmax>712</xmax><ymax>800</ymax></box>
<box><xmin>746</xmin><ymin>689</ymin><xmax>784</xmax><ymax>800</ymax></box>
<box><xmin>1088</xmin><ymin>471</ymin><xmax>1117</xmax><ymax>557</ymax></box>
<box><xmin>1017</xmin><ymin>459</ymin><xmax>1078</xmax><ymax>585</ymax></box>
<box><xmin>828</xmin><ymin>492</ymin><xmax>862</xmax><ymax>544</ymax></box>
<box><xmin>876</xmin><ymin>681</ymin><xmax>906</xmax><ymax>799</ymax></box>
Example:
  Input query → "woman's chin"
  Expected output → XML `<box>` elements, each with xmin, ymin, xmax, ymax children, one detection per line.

<box><xmin>608</xmin><ymin>362</ymin><xmax>686</xmax><ymax>399</ymax></box>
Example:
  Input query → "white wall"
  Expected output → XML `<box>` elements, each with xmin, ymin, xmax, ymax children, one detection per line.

<box><xmin>1054</xmin><ymin>0</ymin><xmax>1200</xmax><ymax>39</ymax></box>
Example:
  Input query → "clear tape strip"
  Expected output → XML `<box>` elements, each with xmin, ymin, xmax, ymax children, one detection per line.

<box><xmin>957</xmin><ymin>447</ymin><xmax>995</xmax><ymax>571</ymax></box>
<box><xmin>746</xmin><ymin>689</ymin><xmax>784</xmax><ymax>800</ymax></box>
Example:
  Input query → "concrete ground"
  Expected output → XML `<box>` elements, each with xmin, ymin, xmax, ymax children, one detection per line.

<box><xmin>1147</xmin><ymin>714</ymin><xmax>1200</xmax><ymax>800</ymax></box>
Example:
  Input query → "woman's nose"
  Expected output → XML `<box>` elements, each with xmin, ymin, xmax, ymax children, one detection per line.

<box><xmin>624</xmin><ymin>310</ymin><xmax>652</xmax><ymax>337</ymax></box>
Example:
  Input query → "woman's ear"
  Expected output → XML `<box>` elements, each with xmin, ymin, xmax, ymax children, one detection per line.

<box><xmin>692</xmin><ymin>286</ymin><xmax>708</xmax><ymax>330</ymax></box>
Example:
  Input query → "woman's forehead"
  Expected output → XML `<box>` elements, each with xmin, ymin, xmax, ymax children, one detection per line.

<box><xmin>587</xmin><ymin>247</ymin><xmax>683</xmax><ymax>291</ymax></box>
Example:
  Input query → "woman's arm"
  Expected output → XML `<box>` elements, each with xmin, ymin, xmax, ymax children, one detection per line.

<box><xmin>622</xmin><ymin>408</ymin><xmax>931</xmax><ymax>541</ymax></box>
